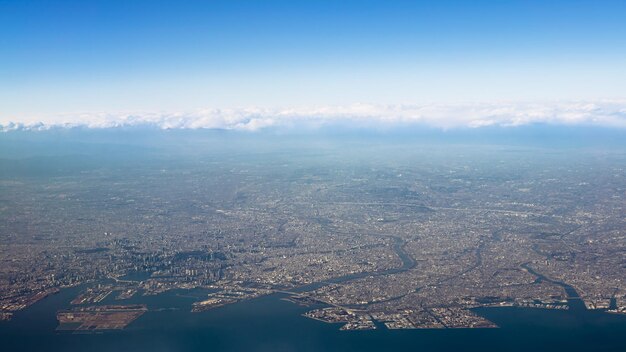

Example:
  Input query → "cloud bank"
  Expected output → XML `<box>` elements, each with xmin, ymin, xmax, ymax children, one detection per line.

<box><xmin>2</xmin><ymin>101</ymin><xmax>626</xmax><ymax>132</ymax></box>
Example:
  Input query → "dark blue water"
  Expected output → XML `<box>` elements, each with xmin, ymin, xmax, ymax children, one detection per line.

<box><xmin>1</xmin><ymin>286</ymin><xmax>625</xmax><ymax>352</ymax></box>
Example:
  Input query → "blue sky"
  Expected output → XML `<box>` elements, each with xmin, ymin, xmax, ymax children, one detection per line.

<box><xmin>1</xmin><ymin>0</ymin><xmax>625</xmax><ymax>128</ymax></box>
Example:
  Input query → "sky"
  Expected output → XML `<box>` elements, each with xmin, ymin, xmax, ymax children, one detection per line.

<box><xmin>1</xmin><ymin>0</ymin><xmax>626</xmax><ymax>130</ymax></box>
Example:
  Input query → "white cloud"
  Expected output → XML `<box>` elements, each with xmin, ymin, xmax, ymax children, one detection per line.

<box><xmin>2</xmin><ymin>101</ymin><xmax>626</xmax><ymax>132</ymax></box>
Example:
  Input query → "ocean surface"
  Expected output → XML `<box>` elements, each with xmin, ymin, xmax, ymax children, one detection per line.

<box><xmin>1</xmin><ymin>285</ymin><xmax>625</xmax><ymax>352</ymax></box>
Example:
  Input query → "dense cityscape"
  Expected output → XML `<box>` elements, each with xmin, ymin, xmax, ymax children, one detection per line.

<box><xmin>1</xmin><ymin>140</ymin><xmax>624</xmax><ymax>331</ymax></box>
